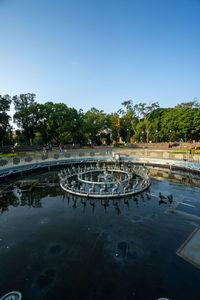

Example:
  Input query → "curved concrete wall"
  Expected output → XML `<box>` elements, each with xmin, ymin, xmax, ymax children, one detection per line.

<box><xmin>0</xmin><ymin>148</ymin><xmax>200</xmax><ymax>182</ymax></box>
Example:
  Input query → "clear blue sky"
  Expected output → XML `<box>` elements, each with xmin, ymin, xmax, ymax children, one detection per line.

<box><xmin>0</xmin><ymin>0</ymin><xmax>200</xmax><ymax>114</ymax></box>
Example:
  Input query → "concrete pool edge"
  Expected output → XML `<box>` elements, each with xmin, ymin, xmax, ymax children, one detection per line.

<box><xmin>0</xmin><ymin>151</ymin><xmax>200</xmax><ymax>183</ymax></box>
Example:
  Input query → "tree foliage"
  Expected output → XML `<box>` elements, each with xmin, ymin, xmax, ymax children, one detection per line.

<box><xmin>174</xmin><ymin>98</ymin><xmax>200</xmax><ymax>109</ymax></box>
<box><xmin>34</xmin><ymin>102</ymin><xmax>83</xmax><ymax>143</ymax></box>
<box><xmin>83</xmin><ymin>108</ymin><xmax>106</xmax><ymax>144</ymax></box>
<box><xmin>13</xmin><ymin>93</ymin><xmax>37</xmax><ymax>144</ymax></box>
<box><xmin>0</xmin><ymin>95</ymin><xmax>12</xmax><ymax>144</ymax></box>
<box><xmin>2</xmin><ymin>93</ymin><xmax>200</xmax><ymax>145</ymax></box>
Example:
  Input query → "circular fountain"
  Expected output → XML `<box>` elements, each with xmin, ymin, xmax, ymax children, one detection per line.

<box><xmin>58</xmin><ymin>161</ymin><xmax>150</xmax><ymax>198</ymax></box>
<box><xmin>1</xmin><ymin>150</ymin><xmax>200</xmax><ymax>300</ymax></box>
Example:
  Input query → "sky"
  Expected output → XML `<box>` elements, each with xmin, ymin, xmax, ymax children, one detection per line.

<box><xmin>0</xmin><ymin>0</ymin><xmax>200</xmax><ymax>117</ymax></box>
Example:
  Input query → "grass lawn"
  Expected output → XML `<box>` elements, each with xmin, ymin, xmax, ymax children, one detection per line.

<box><xmin>0</xmin><ymin>152</ymin><xmax>42</xmax><ymax>157</ymax></box>
<box><xmin>169</xmin><ymin>149</ymin><xmax>200</xmax><ymax>154</ymax></box>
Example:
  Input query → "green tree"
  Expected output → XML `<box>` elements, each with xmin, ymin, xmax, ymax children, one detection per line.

<box><xmin>134</xmin><ymin>101</ymin><xmax>159</xmax><ymax>120</ymax></box>
<box><xmin>193</xmin><ymin>108</ymin><xmax>200</xmax><ymax>141</ymax></box>
<box><xmin>120</xmin><ymin>100</ymin><xmax>137</xmax><ymax>142</ymax></box>
<box><xmin>0</xmin><ymin>95</ymin><xmax>12</xmax><ymax>145</ymax></box>
<box><xmin>175</xmin><ymin>98</ymin><xmax>200</xmax><ymax>109</ymax></box>
<box><xmin>149</xmin><ymin>107</ymin><xmax>198</xmax><ymax>142</ymax></box>
<box><xmin>148</xmin><ymin>108</ymin><xmax>171</xmax><ymax>142</ymax></box>
<box><xmin>107</xmin><ymin>113</ymin><xmax>119</xmax><ymax>145</ymax></box>
<box><xmin>35</xmin><ymin>102</ymin><xmax>83</xmax><ymax>144</ymax></box>
<box><xmin>13</xmin><ymin>93</ymin><xmax>37</xmax><ymax>144</ymax></box>
<box><xmin>132</xmin><ymin>101</ymin><xmax>159</xmax><ymax>142</ymax></box>
<box><xmin>134</xmin><ymin>120</ymin><xmax>151</xmax><ymax>143</ymax></box>
<box><xmin>82</xmin><ymin>108</ymin><xmax>106</xmax><ymax>145</ymax></box>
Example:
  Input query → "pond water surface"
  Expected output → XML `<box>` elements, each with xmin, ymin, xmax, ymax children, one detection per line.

<box><xmin>0</xmin><ymin>171</ymin><xmax>200</xmax><ymax>300</ymax></box>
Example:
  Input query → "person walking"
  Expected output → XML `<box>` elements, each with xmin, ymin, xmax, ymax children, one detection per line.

<box><xmin>59</xmin><ymin>143</ymin><xmax>63</xmax><ymax>152</ymax></box>
<box><xmin>49</xmin><ymin>142</ymin><xmax>52</xmax><ymax>151</ymax></box>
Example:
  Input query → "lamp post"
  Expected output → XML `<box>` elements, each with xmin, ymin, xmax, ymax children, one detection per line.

<box><xmin>141</xmin><ymin>131</ymin><xmax>144</xmax><ymax>143</ymax></box>
<box><xmin>127</xmin><ymin>128</ymin><xmax>130</xmax><ymax>143</ymax></box>
<box><xmin>117</xmin><ymin>116</ymin><xmax>120</xmax><ymax>145</ymax></box>
<box><xmin>16</xmin><ymin>129</ymin><xmax>21</xmax><ymax>145</ymax></box>
<box><xmin>155</xmin><ymin>130</ymin><xmax>158</xmax><ymax>143</ymax></box>
<box><xmin>146</xmin><ymin>130</ymin><xmax>149</xmax><ymax>143</ymax></box>
<box><xmin>170</xmin><ymin>130</ymin><xmax>172</xmax><ymax>142</ymax></box>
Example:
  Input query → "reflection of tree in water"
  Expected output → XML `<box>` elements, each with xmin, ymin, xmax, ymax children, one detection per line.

<box><xmin>0</xmin><ymin>174</ymin><xmax>63</xmax><ymax>214</ymax></box>
<box><xmin>0</xmin><ymin>191</ymin><xmax>19</xmax><ymax>214</ymax></box>
<box><xmin>31</xmin><ymin>185</ymin><xmax>61</xmax><ymax>198</ymax></box>
<box><xmin>20</xmin><ymin>192</ymin><xmax>42</xmax><ymax>208</ymax></box>
<box><xmin>0</xmin><ymin>172</ymin><xmax>152</xmax><ymax>215</ymax></box>
<box><xmin>0</xmin><ymin>188</ymin><xmax>43</xmax><ymax>214</ymax></box>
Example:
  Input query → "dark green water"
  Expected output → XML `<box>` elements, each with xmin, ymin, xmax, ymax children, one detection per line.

<box><xmin>0</xmin><ymin>171</ymin><xmax>200</xmax><ymax>300</ymax></box>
